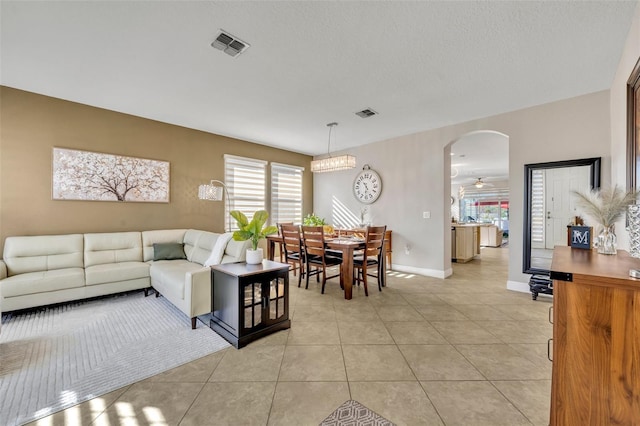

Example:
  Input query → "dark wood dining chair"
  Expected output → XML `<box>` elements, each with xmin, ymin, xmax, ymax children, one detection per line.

<box><xmin>301</xmin><ymin>225</ymin><xmax>343</xmax><ymax>293</ymax></box>
<box><xmin>276</xmin><ymin>222</ymin><xmax>294</xmax><ymax>263</ymax></box>
<box><xmin>280</xmin><ymin>224</ymin><xmax>304</xmax><ymax>287</ymax></box>
<box><xmin>353</xmin><ymin>225</ymin><xmax>387</xmax><ymax>296</ymax></box>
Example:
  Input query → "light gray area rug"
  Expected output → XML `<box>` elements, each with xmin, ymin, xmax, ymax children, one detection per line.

<box><xmin>0</xmin><ymin>291</ymin><xmax>230</xmax><ymax>426</ymax></box>
<box><xmin>320</xmin><ymin>400</ymin><xmax>396</xmax><ymax>426</ymax></box>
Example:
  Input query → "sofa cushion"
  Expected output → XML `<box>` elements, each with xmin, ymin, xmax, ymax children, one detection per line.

<box><xmin>84</xmin><ymin>232</ymin><xmax>143</xmax><ymax>267</ymax></box>
<box><xmin>85</xmin><ymin>261</ymin><xmax>150</xmax><ymax>286</ymax></box>
<box><xmin>142</xmin><ymin>229</ymin><xmax>187</xmax><ymax>262</ymax></box>
<box><xmin>153</xmin><ymin>243</ymin><xmax>187</xmax><ymax>261</ymax></box>
<box><xmin>3</xmin><ymin>234</ymin><xmax>84</xmax><ymax>276</ymax></box>
<box><xmin>223</xmin><ymin>239</ymin><xmax>248</xmax><ymax>262</ymax></box>
<box><xmin>184</xmin><ymin>230</ymin><xmax>218</xmax><ymax>266</ymax></box>
<box><xmin>150</xmin><ymin>260</ymin><xmax>204</xmax><ymax>301</ymax></box>
<box><xmin>2</xmin><ymin>268</ymin><xmax>85</xmax><ymax>297</ymax></box>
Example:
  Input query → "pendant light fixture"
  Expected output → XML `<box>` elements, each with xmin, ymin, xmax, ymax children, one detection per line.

<box><xmin>310</xmin><ymin>122</ymin><xmax>356</xmax><ymax>173</ymax></box>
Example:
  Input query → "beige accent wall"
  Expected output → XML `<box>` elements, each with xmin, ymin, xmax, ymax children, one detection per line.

<box><xmin>0</xmin><ymin>87</ymin><xmax>313</xmax><ymax>253</ymax></box>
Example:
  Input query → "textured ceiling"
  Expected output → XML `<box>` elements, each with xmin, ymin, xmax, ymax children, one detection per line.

<box><xmin>451</xmin><ymin>131</ymin><xmax>509</xmax><ymax>185</ymax></box>
<box><xmin>1</xmin><ymin>1</ymin><xmax>637</xmax><ymax>156</ymax></box>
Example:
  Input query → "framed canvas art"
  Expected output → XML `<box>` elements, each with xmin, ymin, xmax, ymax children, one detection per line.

<box><xmin>53</xmin><ymin>148</ymin><xmax>170</xmax><ymax>203</ymax></box>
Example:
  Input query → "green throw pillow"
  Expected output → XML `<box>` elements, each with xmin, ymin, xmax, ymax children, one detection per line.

<box><xmin>153</xmin><ymin>243</ymin><xmax>187</xmax><ymax>261</ymax></box>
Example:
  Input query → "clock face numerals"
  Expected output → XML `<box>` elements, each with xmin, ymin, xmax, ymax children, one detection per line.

<box><xmin>353</xmin><ymin>170</ymin><xmax>382</xmax><ymax>204</ymax></box>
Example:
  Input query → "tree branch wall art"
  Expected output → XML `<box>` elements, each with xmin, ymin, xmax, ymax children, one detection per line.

<box><xmin>52</xmin><ymin>148</ymin><xmax>170</xmax><ymax>203</ymax></box>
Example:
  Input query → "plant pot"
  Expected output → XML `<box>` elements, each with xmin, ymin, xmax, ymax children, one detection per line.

<box><xmin>246</xmin><ymin>248</ymin><xmax>263</xmax><ymax>265</ymax></box>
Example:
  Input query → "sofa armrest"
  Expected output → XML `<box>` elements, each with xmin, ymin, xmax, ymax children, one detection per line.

<box><xmin>0</xmin><ymin>260</ymin><xmax>7</xmax><ymax>280</ymax></box>
<box><xmin>185</xmin><ymin>267</ymin><xmax>212</xmax><ymax>318</ymax></box>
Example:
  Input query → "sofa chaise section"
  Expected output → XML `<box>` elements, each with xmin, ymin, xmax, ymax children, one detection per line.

<box><xmin>143</xmin><ymin>229</ymin><xmax>250</xmax><ymax>328</ymax></box>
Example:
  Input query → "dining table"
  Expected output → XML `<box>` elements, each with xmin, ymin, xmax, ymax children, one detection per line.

<box><xmin>266</xmin><ymin>234</ymin><xmax>386</xmax><ymax>300</ymax></box>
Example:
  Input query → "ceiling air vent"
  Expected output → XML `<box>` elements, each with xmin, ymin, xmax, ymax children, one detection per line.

<box><xmin>211</xmin><ymin>30</ymin><xmax>250</xmax><ymax>58</ymax></box>
<box><xmin>355</xmin><ymin>108</ymin><xmax>378</xmax><ymax>118</ymax></box>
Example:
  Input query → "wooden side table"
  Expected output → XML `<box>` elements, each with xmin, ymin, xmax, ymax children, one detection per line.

<box><xmin>209</xmin><ymin>260</ymin><xmax>290</xmax><ymax>348</ymax></box>
<box><xmin>549</xmin><ymin>247</ymin><xmax>640</xmax><ymax>424</ymax></box>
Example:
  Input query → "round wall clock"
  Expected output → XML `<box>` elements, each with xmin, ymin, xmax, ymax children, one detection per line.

<box><xmin>353</xmin><ymin>164</ymin><xmax>382</xmax><ymax>204</ymax></box>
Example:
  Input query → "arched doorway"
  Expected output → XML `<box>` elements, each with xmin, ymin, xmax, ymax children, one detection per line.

<box><xmin>446</xmin><ymin>130</ymin><xmax>510</xmax><ymax>272</ymax></box>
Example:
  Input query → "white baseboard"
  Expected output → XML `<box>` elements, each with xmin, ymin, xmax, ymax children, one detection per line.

<box><xmin>391</xmin><ymin>264</ymin><xmax>450</xmax><ymax>279</ymax></box>
<box><xmin>507</xmin><ymin>280</ymin><xmax>530</xmax><ymax>293</ymax></box>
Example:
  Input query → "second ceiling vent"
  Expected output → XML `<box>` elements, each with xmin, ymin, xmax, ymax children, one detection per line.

<box><xmin>355</xmin><ymin>108</ymin><xmax>378</xmax><ymax>118</ymax></box>
<box><xmin>211</xmin><ymin>30</ymin><xmax>250</xmax><ymax>58</ymax></box>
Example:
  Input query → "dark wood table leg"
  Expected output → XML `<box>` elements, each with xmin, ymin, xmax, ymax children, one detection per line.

<box><xmin>267</xmin><ymin>238</ymin><xmax>276</xmax><ymax>261</ymax></box>
<box><xmin>380</xmin><ymin>241</ymin><xmax>387</xmax><ymax>287</ymax></box>
<box><xmin>342</xmin><ymin>246</ymin><xmax>354</xmax><ymax>300</ymax></box>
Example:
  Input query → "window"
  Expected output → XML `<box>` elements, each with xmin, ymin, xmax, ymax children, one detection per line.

<box><xmin>530</xmin><ymin>169</ymin><xmax>545</xmax><ymax>245</ymax></box>
<box><xmin>224</xmin><ymin>155</ymin><xmax>267</xmax><ymax>230</ymax></box>
<box><xmin>460</xmin><ymin>188</ymin><xmax>510</xmax><ymax>231</ymax></box>
<box><xmin>271</xmin><ymin>163</ymin><xmax>304</xmax><ymax>225</ymax></box>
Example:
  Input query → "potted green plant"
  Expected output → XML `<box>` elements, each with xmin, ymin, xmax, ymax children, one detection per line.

<box><xmin>303</xmin><ymin>213</ymin><xmax>326</xmax><ymax>226</ymax></box>
<box><xmin>303</xmin><ymin>213</ymin><xmax>335</xmax><ymax>235</ymax></box>
<box><xmin>230</xmin><ymin>210</ymin><xmax>278</xmax><ymax>264</ymax></box>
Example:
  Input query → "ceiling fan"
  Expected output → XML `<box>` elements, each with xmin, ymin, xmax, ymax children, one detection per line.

<box><xmin>469</xmin><ymin>177</ymin><xmax>494</xmax><ymax>189</ymax></box>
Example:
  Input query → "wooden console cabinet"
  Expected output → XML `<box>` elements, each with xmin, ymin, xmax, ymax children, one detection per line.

<box><xmin>210</xmin><ymin>260</ymin><xmax>290</xmax><ymax>348</ymax></box>
<box><xmin>452</xmin><ymin>225</ymin><xmax>480</xmax><ymax>263</ymax></box>
<box><xmin>549</xmin><ymin>247</ymin><xmax>640</xmax><ymax>425</ymax></box>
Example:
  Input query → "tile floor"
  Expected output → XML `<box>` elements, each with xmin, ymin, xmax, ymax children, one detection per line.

<box><xmin>31</xmin><ymin>247</ymin><xmax>553</xmax><ymax>426</ymax></box>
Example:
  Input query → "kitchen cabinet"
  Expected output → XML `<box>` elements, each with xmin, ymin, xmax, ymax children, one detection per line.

<box><xmin>452</xmin><ymin>225</ymin><xmax>480</xmax><ymax>263</ymax></box>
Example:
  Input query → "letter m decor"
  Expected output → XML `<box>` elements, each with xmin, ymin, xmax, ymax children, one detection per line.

<box><xmin>569</xmin><ymin>226</ymin><xmax>592</xmax><ymax>249</ymax></box>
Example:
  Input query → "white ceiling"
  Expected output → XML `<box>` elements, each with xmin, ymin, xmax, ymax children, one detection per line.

<box><xmin>451</xmin><ymin>131</ymin><xmax>509</xmax><ymax>186</ymax></box>
<box><xmin>1</xmin><ymin>1</ymin><xmax>636</xmax><ymax>156</ymax></box>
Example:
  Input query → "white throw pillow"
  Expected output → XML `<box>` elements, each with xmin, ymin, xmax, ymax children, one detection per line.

<box><xmin>204</xmin><ymin>232</ymin><xmax>234</xmax><ymax>266</ymax></box>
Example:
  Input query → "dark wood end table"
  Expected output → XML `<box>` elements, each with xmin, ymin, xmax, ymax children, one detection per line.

<box><xmin>209</xmin><ymin>260</ymin><xmax>290</xmax><ymax>348</ymax></box>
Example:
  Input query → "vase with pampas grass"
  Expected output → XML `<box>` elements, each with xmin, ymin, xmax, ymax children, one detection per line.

<box><xmin>572</xmin><ymin>186</ymin><xmax>638</xmax><ymax>254</ymax></box>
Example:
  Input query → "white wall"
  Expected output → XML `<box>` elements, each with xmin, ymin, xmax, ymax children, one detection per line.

<box><xmin>314</xmin><ymin>90</ymin><xmax>611</xmax><ymax>288</ymax></box>
<box><xmin>314</xmin><ymin>132</ymin><xmax>453</xmax><ymax>278</ymax></box>
<box><xmin>611</xmin><ymin>2</ymin><xmax>640</xmax><ymax>251</ymax></box>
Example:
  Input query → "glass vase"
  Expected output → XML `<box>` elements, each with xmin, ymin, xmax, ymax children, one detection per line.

<box><xmin>596</xmin><ymin>225</ymin><xmax>617</xmax><ymax>255</ymax></box>
<box><xmin>627</xmin><ymin>205</ymin><xmax>640</xmax><ymax>258</ymax></box>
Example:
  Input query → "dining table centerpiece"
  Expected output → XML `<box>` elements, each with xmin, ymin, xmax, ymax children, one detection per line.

<box><xmin>573</xmin><ymin>186</ymin><xmax>638</xmax><ymax>255</ymax></box>
<box><xmin>230</xmin><ymin>210</ymin><xmax>278</xmax><ymax>264</ymax></box>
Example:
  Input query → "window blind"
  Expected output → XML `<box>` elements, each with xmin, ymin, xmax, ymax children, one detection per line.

<box><xmin>531</xmin><ymin>169</ymin><xmax>545</xmax><ymax>244</ymax></box>
<box><xmin>271</xmin><ymin>163</ymin><xmax>304</xmax><ymax>225</ymax></box>
<box><xmin>224</xmin><ymin>155</ymin><xmax>267</xmax><ymax>231</ymax></box>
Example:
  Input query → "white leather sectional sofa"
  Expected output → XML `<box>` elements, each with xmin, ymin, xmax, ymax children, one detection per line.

<box><xmin>0</xmin><ymin>229</ymin><xmax>250</xmax><ymax>328</ymax></box>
